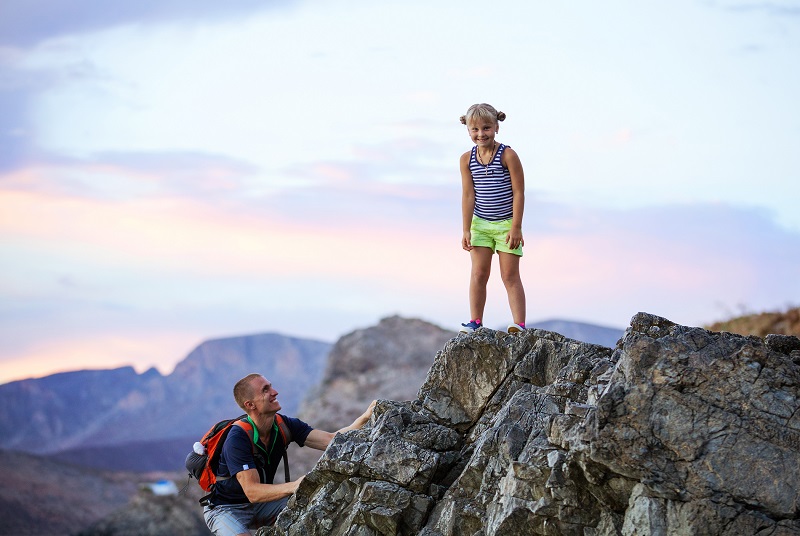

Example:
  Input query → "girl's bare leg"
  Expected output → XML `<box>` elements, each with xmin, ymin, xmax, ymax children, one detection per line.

<box><xmin>469</xmin><ymin>247</ymin><xmax>493</xmax><ymax>322</ymax></box>
<box><xmin>499</xmin><ymin>252</ymin><xmax>526</xmax><ymax>325</ymax></box>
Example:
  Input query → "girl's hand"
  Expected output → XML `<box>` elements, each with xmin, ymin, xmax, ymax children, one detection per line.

<box><xmin>462</xmin><ymin>231</ymin><xmax>473</xmax><ymax>251</ymax></box>
<box><xmin>505</xmin><ymin>229</ymin><xmax>524</xmax><ymax>250</ymax></box>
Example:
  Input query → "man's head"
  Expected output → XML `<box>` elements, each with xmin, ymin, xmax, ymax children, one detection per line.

<box><xmin>233</xmin><ymin>373</ymin><xmax>282</xmax><ymax>415</ymax></box>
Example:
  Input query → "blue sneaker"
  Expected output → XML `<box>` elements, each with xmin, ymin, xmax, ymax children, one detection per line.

<box><xmin>459</xmin><ymin>319</ymin><xmax>482</xmax><ymax>333</ymax></box>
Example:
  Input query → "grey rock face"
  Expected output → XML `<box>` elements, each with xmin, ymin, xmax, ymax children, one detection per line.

<box><xmin>259</xmin><ymin>313</ymin><xmax>800</xmax><ymax>536</ymax></box>
<box><xmin>287</xmin><ymin>316</ymin><xmax>455</xmax><ymax>479</ymax></box>
<box><xmin>299</xmin><ymin>315</ymin><xmax>456</xmax><ymax>433</ymax></box>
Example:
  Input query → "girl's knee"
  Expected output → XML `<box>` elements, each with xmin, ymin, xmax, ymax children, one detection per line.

<box><xmin>472</xmin><ymin>269</ymin><xmax>491</xmax><ymax>285</ymax></box>
<box><xmin>501</xmin><ymin>270</ymin><xmax>524</xmax><ymax>289</ymax></box>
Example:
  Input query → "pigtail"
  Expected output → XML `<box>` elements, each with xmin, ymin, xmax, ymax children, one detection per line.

<box><xmin>462</xmin><ymin>104</ymin><xmax>506</xmax><ymax>125</ymax></box>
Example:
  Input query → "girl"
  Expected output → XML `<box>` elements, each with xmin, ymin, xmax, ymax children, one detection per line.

<box><xmin>459</xmin><ymin>103</ymin><xmax>527</xmax><ymax>334</ymax></box>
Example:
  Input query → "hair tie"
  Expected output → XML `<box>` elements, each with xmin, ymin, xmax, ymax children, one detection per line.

<box><xmin>459</xmin><ymin>115</ymin><xmax>467</xmax><ymax>125</ymax></box>
<box><xmin>497</xmin><ymin>111</ymin><xmax>507</xmax><ymax>122</ymax></box>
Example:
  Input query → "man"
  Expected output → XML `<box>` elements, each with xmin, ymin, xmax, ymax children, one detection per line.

<box><xmin>203</xmin><ymin>373</ymin><xmax>376</xmax><ymax>536</ymax></box>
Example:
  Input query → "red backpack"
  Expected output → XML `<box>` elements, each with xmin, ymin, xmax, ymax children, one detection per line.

<box><xmin>185</xmin><ymin>414</ymin><xmax>292</xmax><ymax>494</ymax></box>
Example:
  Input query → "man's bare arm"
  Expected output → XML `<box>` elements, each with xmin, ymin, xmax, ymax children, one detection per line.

<box><xmin>304</xmin><ymin>400</ymin><xmax>377</xmax><ymax>450</ymax></box>
<box><xmin>236</xmin><ymin>468</ymin><xmax>304</xmax><ymax>503</ymax></box>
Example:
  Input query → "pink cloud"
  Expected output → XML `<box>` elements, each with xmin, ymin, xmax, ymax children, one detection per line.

<box><xmin>310</xmin><ymin>163</ymin><xmax>355</xmax><ymax>183</ymax></box>
<box><xmin>0</xmin><ymin>185</ymin><xmax>456</xmax><ymax>288</ymax></box>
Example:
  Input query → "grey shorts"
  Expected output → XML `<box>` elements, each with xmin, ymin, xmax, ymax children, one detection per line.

<box><xmin>203</xmin><ymin>498</ymin><xmax>289</xmax><ymax>536</ymax></box>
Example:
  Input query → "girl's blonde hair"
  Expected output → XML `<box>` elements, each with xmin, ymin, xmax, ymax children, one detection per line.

<box><xmin>460</xmin><ymin>103</ymin><xmax>507</xmax><ymax>125</ymax></box>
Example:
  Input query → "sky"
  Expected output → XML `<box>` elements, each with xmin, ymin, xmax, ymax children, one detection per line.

<box><xmin>1</xmin><ymin>0</ymin><xmax>798</xmax><ymax>384</ymax></box>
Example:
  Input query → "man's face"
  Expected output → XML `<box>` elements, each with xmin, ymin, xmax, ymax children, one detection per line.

<box><xmin>248</xmin><ymin>375</ymin><xmax>282</xmax><ymax>414</ymax></box>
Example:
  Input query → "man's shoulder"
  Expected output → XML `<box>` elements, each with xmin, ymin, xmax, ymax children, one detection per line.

<box><xmin>277</xmin><ymin>414</ymin><xmax>314</xmax><ymax>445</ymax></box>
<box><xmin>224</xmin><ymin>422</ymin><xmax>252</xmax><ymax>445</ymax></box>
<box><xmin>277</xmin><ymin>413</ymin><xmax>309</xmax><ymax>431</ymax></box>
<box><xmin>276</xmin><ymin>413</ymin><xmax>299</xmax><ymax>423</ymax></box>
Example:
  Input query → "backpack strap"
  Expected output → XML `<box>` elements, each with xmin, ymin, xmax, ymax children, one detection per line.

<box><xmin>274</xmin><ymin>414</ymin><xmax>292</xmax><ymax>444</ymax></box>
<box><xmin>208</xmin><ymin>418</ymin><xmax>259</xmax><ymax>486</ymax></box>
<box><xmin>235</xmin><ymin>418</ymin><xmax>257</xmax><ymax>445</ymax></box>
<box><xmin>238</xmin><ymin>415</ymin><xmax>292</xmax><ymax>483</ymax></box>
<box><xmin>275</xmin><ymin>415</ymin><xmax>292</xmax><ymax>483</ymax></box>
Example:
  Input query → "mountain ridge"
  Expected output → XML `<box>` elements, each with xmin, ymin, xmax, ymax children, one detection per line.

<box><xmin>0</xmin><ymin>318</ymin><xmax>620</xmax><ymax>471</ymax></box>
<box><xmin>0</xmin><ymin>332</ymin><xmax>331</xmax><ymax>458</ymax></box>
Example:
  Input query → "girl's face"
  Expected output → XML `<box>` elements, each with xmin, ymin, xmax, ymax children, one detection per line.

<box><xmin>467</xmin><ymin>119</ymin><xmax>498</xmax><ymax>147</ymax></box>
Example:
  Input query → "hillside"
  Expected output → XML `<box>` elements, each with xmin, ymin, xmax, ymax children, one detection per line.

<box><xmin>706</xmin><ymin>306</ymin><xmax>800</xmax><ymax>337</ymax></box>
<box><xmin>0</xmin><ymin>447</ymin><xmax>207</xmax><ymax>536</ymax></box>
<box><xmin>0</xmin><ymin>449</ymin><xmax>141</xmax><ymax>536</ymax></box>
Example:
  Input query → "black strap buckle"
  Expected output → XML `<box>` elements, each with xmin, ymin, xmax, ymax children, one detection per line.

<box><xmin>199</xmin><ymin>491</ymin><xmax>214</xmax><ymax>507</ymax></box>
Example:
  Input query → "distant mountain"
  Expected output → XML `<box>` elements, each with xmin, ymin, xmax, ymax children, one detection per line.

<box><xmin>0</xmin><ymin>366</ymin><xmax>157</xmax><ymax>453</ymax></box>
<box><xmin>48</xmin><ymin>436</ymin><xmax>194</xmax><ymax>473</ymax></box>
<box><xmin>529</xmin><ymin>319</ymin><xmax>624</xmax><ymax>348</ymax></box>
<box><xmin>0</xmin><ymin>333</ymin><xmax>331</xmax><ymax>468</ymax></box>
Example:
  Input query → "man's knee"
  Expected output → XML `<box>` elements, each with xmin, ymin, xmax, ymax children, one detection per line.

<box><xmin>251</xmin><ymin>497</ymin><xmax>289</xmax><ymax>527</ymax></box>
<box><xmin>204</xmin><ymin>504</ymin><xmax>251</xmax><ymax>536</ymax></box>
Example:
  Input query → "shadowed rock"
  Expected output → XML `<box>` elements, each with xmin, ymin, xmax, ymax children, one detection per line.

<box><xmin>258</xmin><ymin>313</ymin><xmax>800</xmax><ymax>535</ymax></box>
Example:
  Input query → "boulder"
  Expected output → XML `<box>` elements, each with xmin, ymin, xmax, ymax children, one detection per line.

<box><xmin>258</xmin><ymin>313</ymin><xmax>800</xmax><ymax>535</ymax></box>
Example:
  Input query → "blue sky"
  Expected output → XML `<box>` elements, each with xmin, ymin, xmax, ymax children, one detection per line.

<box><xmin>1</xmin><ymin>0</ymin><xmax>798</xmax><ymax>383</ymax></box>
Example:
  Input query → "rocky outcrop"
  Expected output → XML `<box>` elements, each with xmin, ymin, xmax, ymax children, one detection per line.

<box><xmin>260</xmin><ymin>313</ymin><xmax>800</xmax><ymax>535</ymax></box>
<box><xmin>298</xmin><ymin>315</ymin><xmax>456</xmax><ymax>433</ymax></box>
<box><xmin>287</xmin><ymin>316</ymin><xmax>455</xmax><ymax>479</ymax></box>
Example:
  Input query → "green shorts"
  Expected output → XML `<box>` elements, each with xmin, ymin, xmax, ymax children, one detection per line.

<box><xmin>470</xmin><ymin>216</ymin><xmax>523</xmax><ymax>256</ymax></box>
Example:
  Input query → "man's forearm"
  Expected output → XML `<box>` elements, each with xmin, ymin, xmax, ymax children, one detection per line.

<box><xmin>243</xmin><ymin>479</ymin><xmax>302</xmax><ymax>503</ymax></box>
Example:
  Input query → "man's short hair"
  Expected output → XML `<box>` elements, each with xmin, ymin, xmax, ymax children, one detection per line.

<box><xmin>233</xmin><ymin>373</ymin><xmax>263</xmax><ymax>410</ymax></box>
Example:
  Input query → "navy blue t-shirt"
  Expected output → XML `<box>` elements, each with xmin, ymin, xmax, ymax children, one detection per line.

<box><xmin>213</xmin><ymin>414</ymin><xmax>313</xmax><ymax>505</ymax></box>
